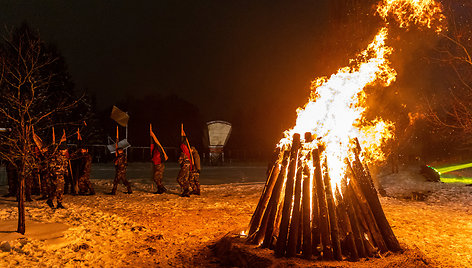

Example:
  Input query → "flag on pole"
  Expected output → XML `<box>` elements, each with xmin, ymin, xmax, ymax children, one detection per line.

<box><xmin>110</xmin><ymin>106</ymin><xmax>129</xmax><ymax>127</ymax></box>
<box><xmin>181</xmin><ymin>124</ymin><xmax>194</xmax><ymax>167</ymax></box>
<box><xmin>77</xmin><ymin>128</ymin><xmax>82</xmax><ymax>141</ymax></box>
<box><xmin>60</xmin><ymin>129</ymin><xmax>67</xmax><ymax>144</ymax></box>
<box><xmin>115</xmin><ymin>125</ymin><xmax>119</xmax><ymax>156</ymax></box>
<box><xmin>150</xmin><ymin>124</ymin><xmax>168</xmax><ymax>161</ymax></box>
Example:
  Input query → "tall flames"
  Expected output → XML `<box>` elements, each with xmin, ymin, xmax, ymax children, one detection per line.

<box><xmin>278</xmin><ymin>0</ymin><xmax>445</xmax><ymax>194</ymax></box>
<box><xmin>246</xmin><ymin>1</ymin><xmax>447</xmax><ymax>260</ymax></box>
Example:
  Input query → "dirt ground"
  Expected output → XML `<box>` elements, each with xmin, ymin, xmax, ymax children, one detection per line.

<box><xmin>0</xmin><ymin>164</ymin><xmax>470</xmax><ymax>267</ymax></box>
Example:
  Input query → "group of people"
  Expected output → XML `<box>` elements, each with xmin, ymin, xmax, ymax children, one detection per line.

<box><xmin>147</xmin><ymin>142</ymin><xmax>201</xmax><ymax>197</ymax></box>
<box><xmin>3</xmin><ymin>145</ymin><xmax>95</xmax><ymax>209</ymax></box>
<box><xmin>93</xmin><ymin>141</ymin><xmax>201</xmax><ymax>198</ymax></box>
<box><xmin>3</xmin><ymin>140</ymin><xmax>202</xmax><ymax>208</ymax></box>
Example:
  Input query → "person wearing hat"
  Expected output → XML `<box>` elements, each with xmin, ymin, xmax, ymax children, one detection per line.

<box><xmin>110</xmin><ymin>148</ymin><xmax>132</xmax><ymax>195</ymax></box>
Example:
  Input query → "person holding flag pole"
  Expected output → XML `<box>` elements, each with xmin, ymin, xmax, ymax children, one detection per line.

<box><xmin>110</xmin><ymin>126</ymin><xmax>132</xmax><ymax>195</ymax></box>
<box><xmin>150</xmin><ymin>124</ymin><xmax>168</xmax><ymax>194</ymax></box>
<box><xmin>176</xmin><ymin>124</ymin><xmax>193</xmax><ymax>197</ymax></box>
<box><xmin>47</xmin><ymin>130</ymin><xmax>69</xmax><ymax>209</ymax></box>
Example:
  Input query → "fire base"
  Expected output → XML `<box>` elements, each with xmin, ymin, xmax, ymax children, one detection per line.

<box><xmin>246</xmin><ymin>133</ymin><xmax>401</xmax><ymax>261</ymax></box>
<box><xmin>212</xmin><ymin>231</ymin><xmax>431</xmax><ymax>267</ymax></box>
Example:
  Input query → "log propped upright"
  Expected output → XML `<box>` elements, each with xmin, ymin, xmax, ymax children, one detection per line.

<box><xmin>246</xmin><ymin>133</ymin><xmax>400</xmax><ymax>261</ymax></box>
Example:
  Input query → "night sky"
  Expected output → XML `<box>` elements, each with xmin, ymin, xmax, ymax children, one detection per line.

<box><xmin>3</xmin><ymin>1</ymin><xmax>451</xmax><ymax>155</ymax></box>
<box><xmin>0</xmin><ymin>1</ymin><xmax>342</xmax><ymax>119</ymax></box>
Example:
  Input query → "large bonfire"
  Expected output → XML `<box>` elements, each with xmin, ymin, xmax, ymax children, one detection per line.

<box><xmin>246</xmin><ymin>0</ymin><xmax>445</xmax><ymax>261</ymax></box>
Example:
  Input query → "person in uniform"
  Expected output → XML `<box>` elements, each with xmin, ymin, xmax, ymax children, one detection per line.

<box><xmin>110</xmin><ymin>148</ymin><xmax>132</xmax><ymax>195</ymax></box>
<box><xmin>47</xmin><ymin>147</ymin><xmax>69</xmax><ymax>209</ymax></box>
<box><xmin>63</xmin><ymin>148</ymin><xmax>74</xmax><ymax>195</ymax></box>
<box><xmin>77</xmin><ymin>148</ymin><xmax>95</xmax><ymax>195</ymax></box>
<box><xmin>176</xmin><ymin>144</ymin><xmax>192</xmax><ymax>197</ymax></box>
<box><xmin>151</xmin><ymin>142</ymin><xmax>167</xmax><ymax>194</ymax></box>
<box><xmin>189</xmin><ymin>146</ymin><xmax>201</xmax><ymax>195</ymax></box>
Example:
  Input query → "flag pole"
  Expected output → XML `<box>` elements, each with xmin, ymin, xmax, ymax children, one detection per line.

<box><xmin>116</xmin><ymin>125</ymin><xmax>119</xmax><ymax>157</ymax></box>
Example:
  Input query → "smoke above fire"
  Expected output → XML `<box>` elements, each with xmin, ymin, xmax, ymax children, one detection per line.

<box><xmin>279</xmin><ymin>0</ymin><xmax>446</xmax><ymax>191</ymax></box>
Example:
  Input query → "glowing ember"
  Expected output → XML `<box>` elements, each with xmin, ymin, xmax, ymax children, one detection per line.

<box><xmin>377</xmin><ymin>0</ymin><xmax>446</xmax><ymax>32</ymax></box>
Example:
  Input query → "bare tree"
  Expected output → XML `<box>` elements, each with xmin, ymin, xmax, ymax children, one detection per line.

<box><xmin>426</xmin><ymin>1</ymin><xmax>472</xmax><ymax>138</ymax></box>
<box><xmin>0</xmin><ymin>24</ymin><xmax>78</xmax><ymax>234</ymax></box>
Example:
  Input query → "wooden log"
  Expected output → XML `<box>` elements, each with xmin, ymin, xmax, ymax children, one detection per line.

<box><xmin>302</xmin><ymin>163</ymin><xmax>313</xmax><ymax>259</ymax></box>
<box><xmin>335</xmin><ymin>188</ymin><xmax>359</xmax><ymax>261</ymax></box>
<box><xmin>342</xmin><ymin>177</ymin><xmax>366</xmax><ymax>258</ymax></box>
<box><xmin>247</xmin><ymin>152</ymin><xmax>282</xmax><ymax>239</ymax></box>
<box><xmin>297</xmin><ymin>211</ymin><xmax>303</xmax><ymax>254</ymax></box>
<box><xmin>301</xmin><ymin>132</ymin><xmax>313</xmax><ymax>259</ymax></box>
<box><xmin>251</xmin><ymin>164</ymin><xmax>282</xmax><ymax>245</ymax></box>
<box><xmin>322</xmin><ymin>160</ymin><xmax>342</xmax><ymax>261</ymax></box>
<box><xmin>275</xmin><ymin>133</ymin><xmax>301</xmax><ymax>257</ymax></box>
<box><xmin>351</xmin><ymin>142</ymin><xmax>401</xmax><ymax>252</ymax></box>
<box><xmin>311</xmin><ymin>162</ymin><xmax>321</xmax><ymax>256</ymax></box>
<box><xmin>347</xmin><ymin>160</ymin><xmax>388</xmax><ymax>252</ymax></box>
<box><xmin>271</xmin><ymin>194</ymin><xmax>285</xmax><ymax>249</ymax></box>
<box><xmin>287</xmin><ymin>161</ymin><xmax>304</xmax><ymax>257</ymax></box>
<box><xmin>312</xmin><ymin>148</ymin><xmax>333</xmax><ymax>260</ymax></box>
<box><xmin>347</xmin><ymin>184</ymin><xmax>377</xmax><ymax>257</ymax></box>
<box><xmin>261</xmin><ymin>151</ymin><xmax>290</xmax><ymax>248</ymax></box>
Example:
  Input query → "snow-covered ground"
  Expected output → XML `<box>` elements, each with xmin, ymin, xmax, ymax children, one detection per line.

<box><xmin>0</xmin><ymin>162</ymin><xmax>470</xmax><ymax>267</ymax></box>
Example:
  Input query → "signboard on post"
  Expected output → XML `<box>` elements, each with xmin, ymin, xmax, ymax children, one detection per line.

<box><xmin>110</xmin><ymin>106</ymin><xmax>129</xmax><ymax>127</ymax></box>
<box><xmin>206</xmin><ymin>120</ymin><xmax>232</xmax><ymax>165</ymax></box>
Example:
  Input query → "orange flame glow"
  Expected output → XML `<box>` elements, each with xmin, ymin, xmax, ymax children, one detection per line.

<box><xmin>377</xmin><ymin>0</ymin><xmax>446</xmax><ymax>32</ymax></box>
<box><xmin>278</xmin><ymin>0</ymin><xmax>445</xmax><ymax>195</ymax></box>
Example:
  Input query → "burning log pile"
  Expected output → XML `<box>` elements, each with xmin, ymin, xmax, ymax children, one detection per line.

<box><xmin>243</xmin><ymin>0</ymin><xmax>446</xmax><ymax>262</ymax></box>
<box><xmin>246</xmin><ymin>133</ymin><xmax>401</xmax><ymax>261</ymax></box>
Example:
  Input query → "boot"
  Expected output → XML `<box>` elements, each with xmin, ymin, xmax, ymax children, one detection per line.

<box><xmin>126</xmin><ymin>186</ymin><xmax>132</xmax><ymax>194</ymax></box>
<box><xmin>88</xmin><ymin>189</ymin><xmax>96</xmax><ymax>195</ymax></box>
<box><xmin>46</xmin><ymin>199</ymin><xmax>55</xmax><ymax>209</ymax></box>
<box><xmin>181</xmin><ymin>189</ymin><xmax>190</xmax><ymax>197</ymax></box>
<box><xmin>191</xmin><ymin>185</ymin><xmax>200</xmax><ymax>195</ymax></box>
<box><xmin>155</xmin><ymin>186</ymin><xmax>167</xmax><ymax>194</ymax></box>
<box><xmin>109</xmin><ymin>185</ymin><xmax>117</xmax><ymax>195</ymax></box>
<box><xmin>56</xmin><ymin>202</ymin><xmax>65</xmax><ymax>209</ymax></box>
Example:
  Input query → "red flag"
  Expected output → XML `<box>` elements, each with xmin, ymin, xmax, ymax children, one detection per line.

<box><xmin>150</xmin><ymin>124</ymin><xmax>168</xmax><ymax>161</ymax></box>
<box><xmin>181</xmin><ymin>124</ymin><xmax>194</xmax><ymax>166</ymax></box>
<box><xmin>77</xmin><ymin>128</ymin><xmax>82</xmax><ymax>141</ymax></box>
